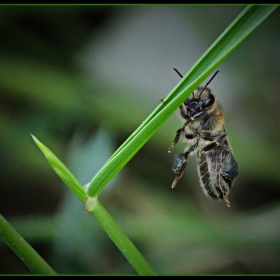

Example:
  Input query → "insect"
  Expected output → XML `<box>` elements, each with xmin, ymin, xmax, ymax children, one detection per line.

<box><xmin>168</xmin><ymin>69</ymin><xmax>238</xmax><ymax>207</ymax></box>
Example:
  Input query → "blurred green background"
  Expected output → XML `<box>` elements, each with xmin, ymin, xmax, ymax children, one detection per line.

<box><xmin>1</xmin><ymin>5</ymin><xmax>280</xmax><ymax>274</ymax></box>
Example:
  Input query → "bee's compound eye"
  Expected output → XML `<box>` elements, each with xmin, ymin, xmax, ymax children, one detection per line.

<box><xmin>204</xmin><ymin>94</ymin><xmax>215</xmax><ymax>108</ymax></box>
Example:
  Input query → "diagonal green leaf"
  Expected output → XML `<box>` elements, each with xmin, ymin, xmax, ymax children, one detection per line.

<box><xmin>0</xmin><ymin>214</ymin><xmax>57</xmax><ymax>275</ymax></box>
<box><xmin>85</xmin><ymin>5</ymin><xmax>277</xmax><ymax>200</ymax></box>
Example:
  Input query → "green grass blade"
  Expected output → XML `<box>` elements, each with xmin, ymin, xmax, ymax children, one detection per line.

<box><xmin>31</xmin><ymin>134</ymin><xmax>86</xmax><ymax>202</ymax></box>
<box><xmin>32</xmin><ymin>135</ymin><xmax>156</xmax><ymax>275</ymax></box>
<box><xmin>0</xmin><ymin>214</ymin><xmax>57</xmax><ymax>275</ymax></box>
<box><xmin>86</xmin><ymin>197</ymin><xmax>156</xmax><ymax>276</ymax></box>
<box><xmin>85</xmin><ymin>5</ymin><xmax>277</xmax><ymax>200</ymax></box>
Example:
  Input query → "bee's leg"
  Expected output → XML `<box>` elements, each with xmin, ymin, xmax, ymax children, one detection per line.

<box><xmin>168</xmin><ymin>125</ymin><xmax>195</xmax><ymax>154</ymax></box>
<box><xmin>218</xmin><ymin>179</ymin><xmax>231</xmax><ymax>207</ymax></box>
<box><xmin>168</xmin><ymin>127</ymin><xmax>185</xmax><ymax>153</ymax></box>
<box><xmin>171</xmin><ymin>139</ymin><xmax>199</xmax><ymax>188</ymax></box>
<box><xmin>171</xmin><ymin>153</ymin><xmax>187</xmax><ymax>188</ymax></box>
<box><xmin>218</xmin><ymin>154</ymin><xmax>238</xmax><ymax>208</ymax></box>
<box><xmin>223</xmin><ymin>195</ymin><xmax>231</xmax><ymax>208</ymax></box>
<box><xmin>215</xmin><ymin>174</ymin><xmax>231</xmax><ymax>207</ymax></box>
<box><xmin>168</xmin><ymin>105</ymin><xmax>194</xmax><ymax>153</ymax></box>
<box><xmin>179</xmin><ymin>104</ymin><xmax>189</xmax><ymax>121</ymax></box>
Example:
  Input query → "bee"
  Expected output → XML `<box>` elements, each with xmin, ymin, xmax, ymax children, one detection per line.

<box><xmin>168</xmin><ymin>69</ymin><xmax>238</xmax><ymax>207</ymax></box>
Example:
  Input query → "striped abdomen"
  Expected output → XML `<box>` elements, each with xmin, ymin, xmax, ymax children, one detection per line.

<box><xmin>198</xmin><ymin>147</ymin><xmax>232</xmax><ymax>203</ymax></box>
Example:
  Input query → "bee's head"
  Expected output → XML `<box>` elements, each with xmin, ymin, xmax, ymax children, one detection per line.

<box><xmin>173</xmin><ymin>69</ymin><xmax>219</xmax><ymax>119</ymax></box>
<box><xmin>184</xmin><ymin>88</ymin><xmax>216</xmax><ymax>117</ymax></box>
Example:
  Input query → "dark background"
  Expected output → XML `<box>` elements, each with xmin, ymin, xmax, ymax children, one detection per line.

<box><xmin>1</xmin><ymin>5</ymin><xmax>280</xmax><ymax>274</ymax></box>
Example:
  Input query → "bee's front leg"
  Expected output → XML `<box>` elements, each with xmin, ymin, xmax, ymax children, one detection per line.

<box><xmin>168</xmin><ymin>105</ymin><xmax>193</xmax><ymax>153</ymax></box>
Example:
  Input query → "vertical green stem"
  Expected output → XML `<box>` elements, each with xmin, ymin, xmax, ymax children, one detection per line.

<box><xmin>87</xmin><ymin>197</ymin><xmax>156</xmax><ymax>276</ymax></box>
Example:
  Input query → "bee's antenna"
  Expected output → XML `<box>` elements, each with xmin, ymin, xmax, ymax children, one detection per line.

<box><xmin>198</xmin><ymin>70</ymin><xmax>219</xmax><ymax>99</ymax></box>
<box><xmin>173</xmin><ymin>68</ymin><xmax>183</xmax><ymax>78</ymax></box>
<box><xmin>173</xmin><ymin>68</ymin><xmax>194</xmax><ymax>98</ymax></box>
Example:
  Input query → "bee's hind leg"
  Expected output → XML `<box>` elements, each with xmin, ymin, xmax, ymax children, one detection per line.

<box><xmin>171</xmin><ymin>154</ymin><xmax>187</xmax><ymax>188</ymax></box>
<box><xmin>171</xmin><ymin>140</ymin><xmax>199</xmax><ymax>188</ymax></box>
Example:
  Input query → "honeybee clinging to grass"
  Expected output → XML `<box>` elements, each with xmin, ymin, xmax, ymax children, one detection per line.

<box><xmin>168</xmin><ymin>69</ymin><xmax>238</xmax><ymax>207</ymax></box>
